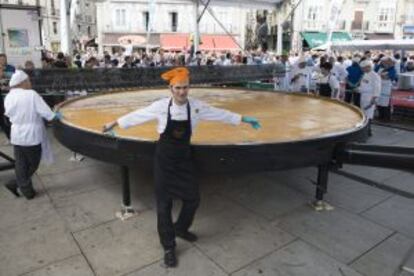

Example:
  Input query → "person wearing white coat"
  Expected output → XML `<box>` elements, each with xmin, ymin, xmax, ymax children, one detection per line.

<box><xmin>290</xmin><ymin>57</ymin><xmax>310</xmax><ymax>92</ymax></box>
<box><xmin>4</xmin><ymin>70</ymin><xmax>57</xmax><ymax>199</ymax></box>
<box><xmin>357</xmin><ymin>60</ymin><xmax>381</xmax><ymax>136</ymax></box>
<box><xmin>103</xmin><ymin>67</ymin><xmax>261</xmax><ymax>268</ymax></box>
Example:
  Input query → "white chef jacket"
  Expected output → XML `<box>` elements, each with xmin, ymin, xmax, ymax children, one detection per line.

<box><xmin>316</xmin><ymin>73</ymin><xmax>340</xmax><ymax>98</ymax></box>
<box><xmin>4</xmin><ymin>88</ymin><xmax>55</xmax><ymax>146</ymax></box>
<box><xmin>333</xmin><ymin>62</ymin><xmax>348</xmax><ymax>82</ymax></box>
<box><xmin>117</xmin><ymin>97</ymin><xmax>242</xmax><ymax>133</ymax></box>
<box><xmin>290</xmin><ymin>66</ymin><xmax>310</xmax><ymax>92</ymax></box>
<box><xmin>358</xmin><ymin>71</ymin><xmax>381</xmax><ymax>119</ymax></box>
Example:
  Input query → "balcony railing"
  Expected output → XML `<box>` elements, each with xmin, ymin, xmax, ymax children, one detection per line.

<box><xmin>302</xmin><ymin>20</ymin><xmax>324</xmax><ymax>31</ymax></box>
<box><xmin>371</xmin><ymin>21</ymin><xmax>394</xmax><ymax>33</ymax></box>
<box><xmin>351</xmin><ymin>21</ymin><xmax>370</xmax><ymax>31</ymax></box>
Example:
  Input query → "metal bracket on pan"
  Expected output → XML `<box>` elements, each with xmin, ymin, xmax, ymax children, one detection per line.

<box><xmin>116</xmin><ymin>205</ymin><xmax>138</xmax><ymax>221</ymax></box>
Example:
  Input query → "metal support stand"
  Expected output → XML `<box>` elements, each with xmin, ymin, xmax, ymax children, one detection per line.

<box><xmin>0</xmin><ymin>150</ymin><xmax>14</xmax><ymax>172</ymax></box>
<box><xmin>395</xmin><ymin>244</ymin><xmax>414</xmax><ymax>275</ymax></box>
<box><xmin>310</xmin><ymin>164</ymin><xmax>334</xmax><ymax>211</ymax></box>
<box><xmin>115</xmin><ymin>165</ymin><xmax>137</xmax><ymax>221</ymax></box>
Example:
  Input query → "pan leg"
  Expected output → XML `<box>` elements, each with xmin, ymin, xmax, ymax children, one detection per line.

<box><xmin>310</xmin><ymin>164</ymin><xmax>334</xmax><ymax>211</ymax></box>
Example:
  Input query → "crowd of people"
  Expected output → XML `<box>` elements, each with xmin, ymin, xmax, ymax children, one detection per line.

<box><xmin>1</xmin><ymin>46</ymin><xmax>412</xmax><ymax>137</ymax></box>
<box><xmin>272</xmin><ymin>50</ymin><xmax>412</xmax><ymax>128</ymax></box>
<box><xmin>2</xmin><ymin>47</ymin><xmax>413</xmax><ymax>129</ymax></box>
<box><xmin>1</xmin><ymin>45</ymin><xmax>412</xmax><ymax>268</ymax></box>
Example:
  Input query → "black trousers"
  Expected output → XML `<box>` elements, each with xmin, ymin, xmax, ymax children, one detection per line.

<box><xmin>156</xmin><ymin>194</ymin><xmax>200</xmax><ymax>250</ymax></box>
<box><xmin>377</xmin><ymin>106</ymin><xmax>392</xmax><ymax>121</ymax></box>
<box><xmin>14</xmin><ymin>144</ymin><xmax>42</xmax><ymax>192</ymax></box>
<box><xmin>0</xmin><ymin>92</ymin><xmax>10</xmax><ymax>139</ymax></box>
<box><xmin>344</xmin><ymin>91</ymin><xmax>361</xmax><ymax>107</ymax></box>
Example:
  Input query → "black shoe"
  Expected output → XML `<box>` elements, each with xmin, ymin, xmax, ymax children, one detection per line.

<box><xmin>176</xmin><ymin>230</ymin><xmax>198</xmax><ymax>242</ymax></box>
<box><xmin>4</xmin><ymin>181</ymin><xmax>20</xmax><ymax>197</ymax></box>
<box><xmin>164</xmin><ymin>249</ymin><xmax>177</xmax><ymax>268</ymax></box>
<box><xmin>20</xmin><ymin>187</ymin><xmax>36</xmax><ymax>200</ymax></box>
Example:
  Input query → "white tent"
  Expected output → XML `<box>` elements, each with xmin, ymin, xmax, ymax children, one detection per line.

<box><xmin>313</xmin><ymin>39</ymin><xmax>414</xmax><ymax>51</ymax></box>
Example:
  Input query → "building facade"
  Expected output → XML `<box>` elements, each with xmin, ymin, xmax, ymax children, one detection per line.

<box><xmin>0</xmin><ymin>0</ymin><xmax>97</xmax><ymax>52</ymax></box>
<box><xmin>96</xmin><ymin>0</ymin><xmax>251</xmax><ymax>54</ymax></box>
<box><xmin>258</xmin><ymin>0</ymin><xmax>414</xmax><ymax>52</ymax></box>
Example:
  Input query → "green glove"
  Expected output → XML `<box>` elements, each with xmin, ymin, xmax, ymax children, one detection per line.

<box><xmin>54</xmin><ymin>111</ymin><xmax>64</xmax><ymax>120</ymax></box>
<box><xmin>104</xmin><ymin>129</ymin><xmax>117</xmax><ymax>137</ymax></box>
<box><xmin>242</xmin><ymin>116</ymin><xmax>261</xmax><ymax>130</ymax></box>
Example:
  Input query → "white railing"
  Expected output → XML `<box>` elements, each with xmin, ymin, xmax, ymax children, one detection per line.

<box><xmin>371</xmin><ymin>21</ymin><xmax>394</xmax><ymax>33</ymax></box>
<box><xmin>302</xmin><ymin>20</ymin><xmax>324</xmax><ymax>31</ymax></box>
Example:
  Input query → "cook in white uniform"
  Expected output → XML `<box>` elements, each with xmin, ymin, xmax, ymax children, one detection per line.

<box><xmin>103</xmin><ymin>67</ymin><xmax>261</xmax><ymax>268</ymax></box>
<box><xmin>290</xmin><ymin>57</ymin><xmax>310</xmax><ymax>93</ymax></box>
<box><xmin>357</xmin><ymin>60</ymin><xmax>381</xmax><ymax>135</ymax></box>
<box><xmin>4</xmin><ymin>70</ymin><xmax>57</xmax><ymax>199</ymax></box>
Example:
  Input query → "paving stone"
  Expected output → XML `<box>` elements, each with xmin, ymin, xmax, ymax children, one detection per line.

<box><xmin>127</xmin><ymin>247</ymin><xmax>227</xmax><ymax>276</ymax></box>
<box><xmin>0</xmin><ymin>179</ymin><xmax>54</xmax><ymax>230</ymax></box>
<box><xmin>54</xmin><ymin>186</ymin><xmax>151</xmax><ymax>232</ymax></box>
<box><xmin>36</xmin><ymin>137</ymin><xmax>100</xmax><ymax>176</ymax></box>
<box><xmin>0</xmin><ymin>143</ymin><xmax>13</xmax><ymax>156</ymax></box>
<box><xmin>0</xmin><ymin>211</ymin><xmax>80</xmax><ymax>276</ymax></box>
<box><xmin>23</xmin><ymin>255</ymin><xmax>94</xmax><ymax>276</ymax></box>
<box><xmin>40</xmin><ymin>165</ymin><xmax>120</xmax><ymax>200</ymax></box>
<box><xmin>323</xmin><ymin>173</ymin><xmax>392</xmax><ymax>214</ymax></box>
<box><xmin>193</xmin><ymin>195</ymin><xmax>295</xmax><ymax>273</ymax></box>
<box><xmin>362</xmin><ymin>196</ymin><xmax>414</xmax><ymax>239</ymax></box>
<box><xmin>351</xmin><ymin>233</ymin><xmax>414</xmax><ymax>276</ymax></box>
<box><xmin>74</xmin><ymin>210</ymin><xmax>190</xmax><ymax>276</ymax></box>
<box><xmin>380</xmin><ymin>171</ymin><xmax>414</xmax><ymax>195</ymax></box>
<box><xmin>341</xmin><ymin>164</ymin><xmax>402</xmax><ymax>183</ymax></box>
<box><xmin>367</xmin><ymin>126</ymin><xmax>407</xmax><ymax>145</ymax></box>
<box><xmin>0</xmin><ymin>131</ymin><xmax>8</xmax><ymax>145</ymax></box>
<box><xmin>219</xmin><ymin>171</ymin><xmax>308</xmax><ymax>220</ymax></box>
<box><xmin>274</xmin><ymin>206</ymin><xmax>393</xmax><ymax>264</ymax></box>
<box><xmin>284</xmin><ymin>171</ymin><xmax>392</xmax><ymax>214</ymax></box>
<box><xmin>232</xmin><ymin>240</ymin><xmax>363</xmax><ymax>276</ymax></box>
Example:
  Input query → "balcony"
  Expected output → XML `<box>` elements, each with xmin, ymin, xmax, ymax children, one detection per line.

<box><xmin>371</xmin><ymin>21</ymin><xmax>394</xmax><ymax>33</ymax></box>
<box><xmin>302</xmin><ymin>20</ymin><xmax>324</xmax><ymax>31</ymax></box>
<box><xmin>351</xmin><ymin>21</ymin><xmax>369</xmax><ymax>31</ymax></box>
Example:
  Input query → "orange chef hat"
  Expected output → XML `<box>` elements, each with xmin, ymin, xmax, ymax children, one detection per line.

<box><xmin>161</xmin><ymin>67</ymin><xmax>190</xmax><ymax>85</ymax></box>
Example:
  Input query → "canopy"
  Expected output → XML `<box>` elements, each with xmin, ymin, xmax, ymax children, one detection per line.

<box><xmin>300</xmin><ymin>32</ymin><xmax>352</xmax><ymax>49</ymax></box>
<box><xmin>160</xmin><ymin>34</ymin><xmax>239</xmax><ymax>51</ymax></box>
<box><xmin>313</xmin><ymin>39</ymin><xmax>414</xmax><ymax>51</ymax></box>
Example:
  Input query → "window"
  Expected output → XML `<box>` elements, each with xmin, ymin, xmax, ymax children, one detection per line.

<box><xmin>115</xmin><ymin>9</ymin><xmax>126</xmax><ymax>27</ymax></box>
<box><xmin>78</xmin><ymin>24</ymin><xmax>81</xmax><ymax>32</ymax></box>
<box><xmin>377</xmin><ymin>5</ymin><xmax>395</xmax><ymax>30</ymax></box>
<box><xmin>18</xmin><ymin>0</ymin><xmax>23</xmax><ymax>4</ymax></box>
<box><xmin>169</xmin><ymin>12</ymin><xmax>178</xmax><ymax>32</ymax></box>
<box><xmin>87</xmin><ymin>26</ymin><xmax>91</xmax><ymax>36</ymax></box>
<box><xmin>53</xmin><ymin>22</ymin><xmax>58</xmax><ymax>34</ymax></box>
<box><xmin>143</xmin><ymin>11</ymin><xmax>150</xmax><ymax>31</ymax></box>
<box><xmin>378</xmin><ymin>8</ymin><xmax>394</xmax><ymax>22</ymax></box>
<box><xmin>51</xmin><ymin>0</ymin><xmax>56</xmax><ymax>15</ymax></box>
<box><xmin>307</xmin><ymin>6</ymin><xmax>322</xmax><ymax>21</ymax></box>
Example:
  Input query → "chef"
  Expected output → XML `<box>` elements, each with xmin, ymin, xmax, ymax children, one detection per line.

<box><xmin>103</xmin><ymin>67</ymin><xmax>261</xmax><ymax>268</ymax></box>
<box><xmin>375</xmin><ymin>56</ymin><xmax>397</xmax><ymax>121</ymax></box>
<box><xmin>357</xmin><ymin>60</ymin><xmax>381</xmax><ymax>136</ymax></box>
<box><xmin>290</xmin><ymin>57</ymin><xmax>310</xmax><ymax>92</ymax></box>
<box><xmin>4</xmin><ymin>70</ymin><xmax>57</xmax><ymax>199</ymax></box>
<box><xmin>316</xmin><ymin>62</ymin><xmax>340</xmax><ymax>99</ymax></box>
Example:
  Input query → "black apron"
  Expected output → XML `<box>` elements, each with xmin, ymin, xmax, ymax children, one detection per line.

<box><xmin>154</xmin><ymin>100</ymin><xmax>198</xmax><ymax>201</ymax></box>
<box><xmin>319</xmin><ymin>74</ymin><xmax>333</xmax><ymax>98</ymax></box>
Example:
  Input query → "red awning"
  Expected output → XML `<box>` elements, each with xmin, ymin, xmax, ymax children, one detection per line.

<box><xmin>160</xmin><ymin>34</ymin><xmax>189</xmax><ymax>51</ymax></box>
<box><xmin>160</xmin><ymin>34</ymin><xmax>239</xmax><ymax>51</ymax></box>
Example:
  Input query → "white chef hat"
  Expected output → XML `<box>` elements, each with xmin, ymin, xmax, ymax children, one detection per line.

<box><xmin>9</xmin><ymin>70</ymin><xmax>29</xmax><ymax>87</ymax></box>
<box><xmin>359</xmin><ymin>60</ymin><xmax>373</xmax><ymax>68</ymax></box>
